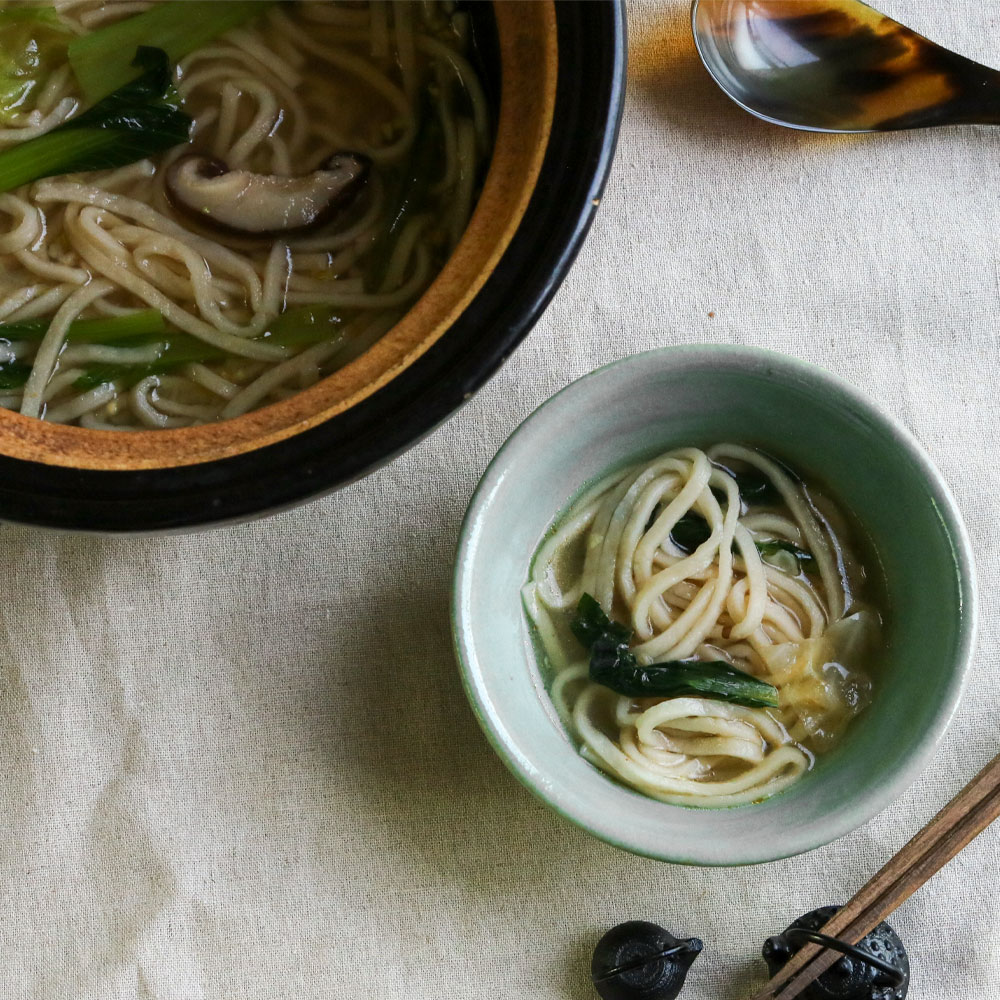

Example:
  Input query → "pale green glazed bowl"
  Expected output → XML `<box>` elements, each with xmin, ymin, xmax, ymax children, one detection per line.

<box><xmin>452</xmin><ymin>346</ymin><xmax>977</xmax><ymax>866</ymax></box>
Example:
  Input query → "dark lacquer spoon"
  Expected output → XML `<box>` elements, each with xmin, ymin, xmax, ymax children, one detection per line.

<box><xmin>691</xmin><ymin>0</ymin><xmax>1000</xmax><ymax>132</ymax></box>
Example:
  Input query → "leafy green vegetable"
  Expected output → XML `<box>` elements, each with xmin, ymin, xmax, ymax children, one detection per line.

<box><xmin>0</xmin><ymin>360</ymin><xmax>30</xmax><ymax>390</ymax></box>
<box><xmin>669</xmin><ymin>513</ymin><xmax>713</xmax><ymax>554</ymax></box>
<box><xmin>0</xmin><ymin>310</ymin><xmax>167</xmax><ymax>390</ymax></box>
<box><xmin>668</xmin><ymin>510</ymin><xmax>815</xmax><ymax>574</ymax></box>
<box><xmin>70</xmin><ymin>306</ymin><xmax>350</xmax><ymax>391</ymax></box>
<box><xmin>729</xmin><ymin>467</ymin><xmax>781</xmax><ymax>505</ymax></box>
<box><xmin>0</xmin><ymin>5</ymin><xmax>70</xmax><ymax>123</ymax></box>
<box><xmin>71</xmin><ymin>331</ymin><xmax>228</xmax><ymax>391</ymax></box>
<box><xmin>0</xmin><ymin>303</ymin><xmax>350</xmax><ymax>394</ymax></box>
<box><xmin>266</xmin><ymin>305</ymin><xmax>348</xmax><ymax>350</ymax></box>
<box><xmin>570</xmin><ymin>593</ymin><xmax>631</xmax><ymax>649</ymax></box>
<box><xmin>590</xmin><ymin>650</ymin><xmax>780</xmax><ymax>707</ymax></box>
<box><xmin>756</xmin><ymin>539</ymin><xmax>816</xmax><ymax>574</ymax></box>
<box><xmin>0</xmin><ymin>308</ymin><xmax>165</xmax><ymax>344</ymax></box>
<box><xmin>68</xmin><ymin>0</ymin><xmax>275</xmax><ymax>104</ymax></box>
<box><xmin>0</xmin><ymin>46</ymin><xmax>191</xmax><ymax>193</ymax></box>
<box><xmin>571</xmin><ymin>593</ymin><xmax>780</xmax><ymax>709</ymax></box>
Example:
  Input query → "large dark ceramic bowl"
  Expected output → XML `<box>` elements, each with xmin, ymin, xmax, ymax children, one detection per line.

<box><xmin>0</xmin><ymin>1</ymin><xmax>626</xmax><ymax>532</ymax></box>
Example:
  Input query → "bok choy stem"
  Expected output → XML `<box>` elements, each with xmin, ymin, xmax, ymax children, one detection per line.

<box><xmin>0</xmin><ymin>305</ymin><xmax>354</xmax><ymax>394</ymax></box>
<box><xmin>68</xmin><ymin>0</ymin><xmax>276</xmax><ymax>103</ymax></box>
<box><xmin>0</xmin><ymin>310</ymin><xmax>168</xmax><ymax>391</ymax></box>
<box><xmin>0</xmin><ymin>308</ymin><xmax>166</xmax><ymax>344</ymax></box>
<box><xmin>70</xmin><ymin>306</ymin><xmax>352</xmax><ymax>391</ymax></box>
<box><xmin>0</xmin><ymin>47</ymin><xmax>191</xmax><ymax>193</ymax></box>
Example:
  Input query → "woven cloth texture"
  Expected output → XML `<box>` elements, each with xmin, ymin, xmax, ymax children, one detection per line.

<box><xmin>2</xmin><ymin>1</ymin><xmax>999</xmax><ymax>997</ymax></box>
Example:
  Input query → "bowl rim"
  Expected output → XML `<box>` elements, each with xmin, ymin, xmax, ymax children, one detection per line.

<box><xmin>0</xmin><ymin>1</ymin><xmax>559</xmax><ymax>473</ymax></box>
<box><xmin>451</xmin><ymin>344</ymin><xmax>979</xmax><ymax>865</ymax></box>
<box><xmin>0</xmin><ymin>0</ymin><xmax>628</xmax><ymax>532</ymax></box>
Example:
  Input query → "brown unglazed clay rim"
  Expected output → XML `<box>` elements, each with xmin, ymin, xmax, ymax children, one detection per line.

<box><xmin>0</xmin><ymin>0</ymin><xmax>558</xmax><ymax>471</ymax></box>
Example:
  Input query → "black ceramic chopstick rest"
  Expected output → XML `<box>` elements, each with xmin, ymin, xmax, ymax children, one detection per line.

<box><xmin>762</xmin><ymin>906</ymin><xmax>909</xmax><ymax>1000</ymax></box>
<box><xmin>591</xmin><ymin>921</ymin><xmax>703</xmax><ymax>1000</ymax></box>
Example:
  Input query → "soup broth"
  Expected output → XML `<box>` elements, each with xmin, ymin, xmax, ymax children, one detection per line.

<box><xmin>0</xmin><ymin>0</ymin><xmax>491</xmax><ymax>427</ymax></box>
<box><xmin>523</xmin><ymin>444</ymin><xmax>882</xmax><ymax>808</ymax></box>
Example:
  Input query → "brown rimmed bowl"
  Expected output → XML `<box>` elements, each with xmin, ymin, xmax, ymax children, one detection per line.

<box><xmin>0</xmin><ymin>1</ymin><xmax>626</xmax><ymax>532</ymax></box>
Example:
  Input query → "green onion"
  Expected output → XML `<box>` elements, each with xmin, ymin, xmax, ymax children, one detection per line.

<box><xmin>68</xmin><ymin>0</ymin><xmax>275</xmax><ymax>104</ymax></box>
<box><xmin>571</xmin><ymin>593</ymin><xmax>780</xmax><ymax>709</ymax></box>
<box><xmin>0</xmin><ymin>47</ymin><xmax>191</xmax><ymax>193</ymax></box>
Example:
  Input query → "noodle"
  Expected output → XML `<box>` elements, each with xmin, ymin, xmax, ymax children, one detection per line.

<box><xmin>523</xmin><ymin>445</ymin><xmax>879</xmax><ymax>808</ymax></box>
<box><xmin>0</xmin><ymin>0</ymin><xmax>490</xmax><ymax>427</ymax></box>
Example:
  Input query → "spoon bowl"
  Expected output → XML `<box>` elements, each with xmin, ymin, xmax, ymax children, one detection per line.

<box><xmin>691</xmin><ymin>0</ymin><xmax>1000</xmax><ymax>132</ymax></box>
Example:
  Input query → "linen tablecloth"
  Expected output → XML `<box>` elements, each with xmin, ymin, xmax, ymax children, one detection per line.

<box><xmin>3</xmin><ymin>2</ymin><xmax>999</xmax><ymax>997</ymax></box>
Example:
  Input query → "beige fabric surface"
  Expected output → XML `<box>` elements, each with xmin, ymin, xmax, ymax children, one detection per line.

<box><xmin>3</xmin><ymin>1</ymin><xmax>1000</xmax><ymax>996</ymax></box>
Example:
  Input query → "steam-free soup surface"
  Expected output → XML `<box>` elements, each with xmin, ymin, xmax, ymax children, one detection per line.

<box><xmin>523</xmin><ymin>444</ymin><xmax>881</xmax><ymax>807</ymax></box>
<box><xmin>0</xmin><ymin>0</ymin><xmax>490</xmax><ymax>427</ymax></box>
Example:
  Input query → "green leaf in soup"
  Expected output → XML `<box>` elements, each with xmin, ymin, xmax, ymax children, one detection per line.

<box><xmin>756</xmin><ymin>538</ymin><xmax>817</xmax><ymax>575</ymax></box>
<box><xmin>668</xmin><ymin>510</ymin><xmax>816</xmax><ymax>577</ymax></box>
<box><xmin>0</xmin><ymin>308</ymin><xmax>166</xmax><ymax>344</ymax></box>
<box><xmin>0</xmin><ymin>46</ymin><xmax>192</xmax><ymax>193</ymax></box>
<box><xmin>570</xmin><ymin>592</ymin><xmax>632</xmax><ymax>649</ymax></box>
<box><xmin>670</xmin><ymin>512</ymin><xmax>712</xmax><ymax>553</ymax></box>
<box><xmin>0</xmin><ymin>311</ymin><xmax>167</xmax><ymax>393</ymax></box>
<box><xmin>265</xmin><ymin>305</ymin><xmax>348</xmax><ymax>349</ymax></box>
<box><xmin>0</xmin><ymin>5</ymin><xmax>70</xmax><ymax>124</ymax></box>
<box><xmin>68</xmin><ymin>0</ymin><xmax>275</xmax><ymax>104</ymax></box>
<box><xmin>0</xmin><ymin>359</ymin><xmax>30</xmax><ymax>390</ymax></box>
<box><xmin>729</xmin><ymin>466</ymin><xmax>781</xmax><ymax>505</ymax></box>
<box><xmin>589</xmin><ymin>655</ymin><xmax>780</xmax><ymax>709</ymax></box>
<box><xmin>71</xmin><ymin>330</ymin><xmax>230</xmax><ymax>391</ymax></box>
<box><xmin>67</xmin><ymin>306</ymin><xmax>353</xmax><ymax>390</ymax></box>
<box><xmin>570</xmin><ymin>593</ymin><xmax>779</xmax><ymax>709</ymax></box>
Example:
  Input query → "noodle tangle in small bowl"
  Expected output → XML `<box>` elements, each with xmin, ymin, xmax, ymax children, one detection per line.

<box><xmin>524</xmin><ymin>443</ymin><xmax>877</xmax><ymax>808</ymax></box>
<box><xmin>453</xmin><ymin>346</ymin><xmax>976</xmax><ymax>865</ymax></box>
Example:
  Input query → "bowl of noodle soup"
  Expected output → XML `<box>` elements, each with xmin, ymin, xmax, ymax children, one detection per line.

<box><xmin>453</xmin><ymin>346</ymin><xmax>976</xmax><ymax>865</ymax></box>
<box><xmin>0</xmin><ymin>1</ymin><xmax>625</xmax><ymax>530</ymax></box>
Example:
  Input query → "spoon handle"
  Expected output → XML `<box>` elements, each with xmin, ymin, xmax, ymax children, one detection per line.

<box><xmin>692</xmin><ymin>0</ymin><xmax>1000</xmax><ymax>133</ymax></box>
<box><xmin>873</xmin><ymin>53</ymin><xmax>1000</xmax><ymax>130</ymax></box>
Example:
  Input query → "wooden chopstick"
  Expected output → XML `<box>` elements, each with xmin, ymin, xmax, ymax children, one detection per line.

<box><xmin>748</xmin><ymin>751</ymin><xmax>1000</xmax><ymax>1000</ymax></box>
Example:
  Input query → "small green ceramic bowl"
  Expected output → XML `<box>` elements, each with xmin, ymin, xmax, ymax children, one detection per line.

<box><xmin>452</xmin><ymin>345</ymin><xmax>977</xmax><ymax>865</ymax></box>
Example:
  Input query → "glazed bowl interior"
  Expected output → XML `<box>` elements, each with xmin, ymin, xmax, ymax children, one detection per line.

<box><xmin>453</xmin><ymin>346</ymin><xmax>977</xmax><ymax>865</ymax></box>
<box><xmin>0</xmin><ymin>0</ymin><xmax>557</xmax><ymax>472</ymax></box>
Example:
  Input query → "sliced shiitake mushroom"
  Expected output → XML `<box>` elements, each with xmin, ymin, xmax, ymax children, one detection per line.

<box><xmin>164</xmin><ymin>153</ymin><xmax>371</xmax><ymax>236</ymax></box>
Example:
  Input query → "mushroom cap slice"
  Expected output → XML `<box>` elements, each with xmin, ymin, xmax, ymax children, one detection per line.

<box><xmin>165</xmin><ymin>153</ymin><xmax>371</xmax><ymax>236</ymax></box>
